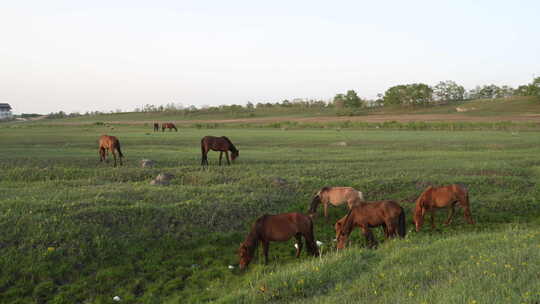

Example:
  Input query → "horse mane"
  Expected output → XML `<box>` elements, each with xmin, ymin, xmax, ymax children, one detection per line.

<box><xmin>243</xmin><ymin>215</ymin><xmax>266</xmax><ymax>256</ymax></box>
<box><xmin>221</xmin><ymin>136</ymin><xmax>238</xmax><ymax>153</ymax></box>
<box><xmin>416</xmin><ymin>186</ymin><xmax>433</xmax><ymax>210</ymax></box>
<box><xmin>308</xmin><ymin>187</ymin><xmax>330</xmax><ymax>213</ymax></box>
<box><xmin>341</xmin><ymin>208</ymin><xmax>355</xmax><ymax>235</ymax></box>
<box><xmin>308</xmin><ymin>195</ymin><xmax>321</xmax><ymax>213</ymax></box>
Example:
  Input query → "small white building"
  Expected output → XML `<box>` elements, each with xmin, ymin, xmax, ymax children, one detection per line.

<box><xmin>0</xmin><ymin>103</ymin><xmax>12</xmax><ymax>120</ymax></box>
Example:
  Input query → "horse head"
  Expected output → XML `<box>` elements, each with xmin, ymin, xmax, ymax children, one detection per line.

<box><xmin>334</xmin><ymin>217</ymin><xmax>350</xmax><ymax>249</ymax></box>
<box><xmin>413</xmin><ymin>201</ymin><xmax>426</xmax><ymax>232</ymax></box>
<box><xmin>238</xmin><ymin>242</ymin><xmax>251</xmax><ymax>270</ymax></box>
<box><xmin>231</xmin><ymin>150</ymin><xmax>239</xmax><ymax>161</ymax></box>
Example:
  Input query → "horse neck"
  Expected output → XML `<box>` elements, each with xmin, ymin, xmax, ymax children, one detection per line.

<box><xmin>309</xmin><ymin>195</ymin><xmax>321</xmax><ymax>213</ymax></box>
<box><xmin>341</xmin><ymin>209</ymin><xmax>355</xmax><ymax>235</ymax></box>
<box><xmin>415</xmin><ymin>189</ymin><xmax>431</xmax><ymax>214</ymax></box>
<box><xmin>243</xmin><ymin>227</ymin><xmax>260</xmax><ymax>256</ymax></box>
<box><xmin>221</xmin><ymin>137</ymin><xmax>237</xmax><ymax>152</ymax></box>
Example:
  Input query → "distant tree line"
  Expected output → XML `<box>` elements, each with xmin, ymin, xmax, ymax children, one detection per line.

<box><xmin>43</xmin><ymin>76</ymin><xmax>539</xmax><ymax>119</ymax></box>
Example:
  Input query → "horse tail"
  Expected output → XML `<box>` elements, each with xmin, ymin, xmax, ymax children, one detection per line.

<box><xmin>356</xmin><ymin>190</ymin><xmax>364</xmax><ymax>202</ymax></box>
<box><xmin>398</xmin><ymin>206</ymin><xmax>406</xmax><ymax>238</ymax></box>
<box><xmin>116</xmin><ymin>141</ymin><xmax>124</xmax><ymax>158</ymax></box>
<box><xmin>306</xmin><ymin>216</ymin><xmax>319</xmax><ymax>256</ymax></box>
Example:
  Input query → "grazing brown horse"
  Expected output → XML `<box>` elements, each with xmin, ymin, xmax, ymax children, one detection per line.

<box><xmin>200</xmin><ymin>136</ymin><xmax>239</xmax><ymax>166</ymax></box>
<box><xmin>153</xmin><ymin>122</ymin><xmax>159</xmax><ymax>132</ymax></box>
<box><xmin>162</xmin><ymin>122</ymin><xmax>178</xmax><ymax>132</ymax></box>
<box><xmin>413</xmin><ymin>184</ymin><xmax>474</xmax><ymax>232</ymax></box>
<box><xmin>238</xmin><ymin>213</ymin><xmax>319</xmax><ymax>270</ymax></box>
<box><xmin>335</xmin><ymin>200</ymin><xmax>406</xmax><ymax>249</ymax></box>
<box><xmin>308</xmin><ymin>187</ymin><xmax>364</xmax><ymax>219</ymax></box>
<box><xmin>98</xmin><ymin>135</ymin><xmax>124</xmax><ymax>167</ymax></box>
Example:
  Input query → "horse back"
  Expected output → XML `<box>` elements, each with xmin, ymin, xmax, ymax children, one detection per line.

<box><xmin>262</xmin><ymin>213</ymin><xmax>311</xmax><ymax>242</ymax></box>
<box><xmin>322</xmin><ymin>187</ymin><xmax>361</xmax><ymax>205</ymax></box>
<box><xmin>352</xmin><ymin>200</ymin><xmax>401</xmax><ymax>226</ymax></box>
<box><xmin>99</xmin><ymin>135</ymin><xmax>119</xmax><ymax>149</ymax></box>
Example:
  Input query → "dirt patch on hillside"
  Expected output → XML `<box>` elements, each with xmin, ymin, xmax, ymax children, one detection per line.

<box><xmin>44</xmin><ymin>113</ymin><xmax>540</xmax><ymax>126</ymax></box>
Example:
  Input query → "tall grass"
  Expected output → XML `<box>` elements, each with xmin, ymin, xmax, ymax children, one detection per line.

<box><xmin>1</xmin><ymin>126</ymin><xmax>540</xmax><ymax>303</ymax></box>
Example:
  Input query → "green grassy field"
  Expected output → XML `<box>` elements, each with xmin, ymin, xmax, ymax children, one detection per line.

<box><xmin>1</xmin><ymin>124</ymin><xmax>540</xmax><ymax>303</ymax></box>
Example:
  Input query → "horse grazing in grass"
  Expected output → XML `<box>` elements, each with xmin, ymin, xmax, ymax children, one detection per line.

<box><xmin>153</xmin><ymin>122</ymin><xmax>159</xmax><ymax>132</ymax></box>
<box><xmin>238</xmin><ymin>213</ymin><xmax>319</xmax><ymax>270</ymax></box>
<box><xmin>335</xmin><ymin>200</ymin><xmax>406</xmax><ymax>249</ymax></box>
<box><xmin>162</xmin><ymin>122</ymin><xmax>178</xmax><ymax>132</ymax></box>
<box><xmin>413</xmin><ymin>184</ymin><xmax>474</xmax><ymax>232</ymax></box>
<box><xmin>98</xmin><ymin>135</ymin><xmax>124</xmax><ymax>167</ymax></box>
<box><xmin>200</xmin><ymin>136</ymin><xmax>239</xmax><ymax>166</ymax></box>
<box><xmin>308</xmin><ymin>187</ymin><xmax>364</xmax><ymax>219</ymax></box>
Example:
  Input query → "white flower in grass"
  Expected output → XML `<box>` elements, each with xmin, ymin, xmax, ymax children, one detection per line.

<box><xmin>113</xmin><ymin>296</ymin><xmax>121</xmax><ymax>301</ymax></box>
<box><xmin>294</xmin><ymin>243</ymin><xmax>299</xmax><ymax>249</ymax></box>
<box><xmin>228</xmin><ymin>265</ymin><xmax>235</xmax><ymax>269</ymax></box>
<box><xmin>316</xmin><ymin>240</ymin><xmax>323</xmax><ymax>247</ymax></box>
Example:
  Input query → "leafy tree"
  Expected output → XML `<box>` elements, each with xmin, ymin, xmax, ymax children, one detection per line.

<box><xmin>333</xmin><ymin>90</ymin><xmax>363</xmax><ymax>108</ymax></box>
<box><xmin>433</xmin><ymin>80</ymin><xmax>465</xmax><ymax>102</ymax></box>
<box><xmin>382</xmin><ymin>83</ymin><xmax>433</xmax><ymax>106</ymax></box>
<box><xmin>515</xmin><ymin>77</ymin><xmax>540</xmax><ymax>97</ymax></box>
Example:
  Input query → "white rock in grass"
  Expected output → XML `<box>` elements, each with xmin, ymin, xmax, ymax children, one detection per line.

<box><xmin>316</xmin><ymin>241</ymin><xmax>323</xmax><ymax>247</ymax></box>
<box><xmin>113</xmin><ymin>296</ymin><xmax>121</xmax><ymax>301</ymax></box>
<box><xmin>294</xmin><ymin>243</ymin><xmax>299</xmax><ymax>249</ymax></box>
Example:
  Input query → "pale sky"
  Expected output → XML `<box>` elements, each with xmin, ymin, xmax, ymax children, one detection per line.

<box><xmin>1</xmin><ymin>0</ymin><xmax>539</xmax><ymax>114</ymax></box>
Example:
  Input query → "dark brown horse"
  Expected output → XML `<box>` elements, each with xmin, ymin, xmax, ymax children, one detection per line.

<box><xmin>98</xmin><ymin>135</ymin><xmax>124</xmax><ymax>167</ymax></box>
<box><xmin>201</xmin><ymin>136</ymin><xmax>239</xmax><ymax>166</ymax></box>
<box><xmin>413</xmin><ymin>184</ymin><xmax>474</xmax><ymax>232</ymax></box>
<box><xmin>238</xmin><ymin>213</ymin><xmax>319</xmax><ymax>270</ymax></box>
<box><xmin>308</xmin><ymin>186</ymin><xmax>364</xmax><ymax>219</ymax></box>
<box><xmin>335</xmin><ymin>200</ymin><xmax>406</xmax><ymax>249</ymax></box>
<box><xmin>162</xmin><ymin>122</ymin><xmax>178</xmax><ymax>132</ymax></box>
<box><xmin>153</xmin><ymin>122</ymin><xmax>159</xmax><ymax>132</ymax></box>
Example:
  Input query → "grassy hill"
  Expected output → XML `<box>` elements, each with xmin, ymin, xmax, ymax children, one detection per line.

<box><xmin>1</xmin><ymin>125</ymin><xmax>540</xmax><ymax>303</ymax></box>
<box><xmin>17</xmin><ymin>96</ymin><xmax>540</xmax><ymax>126</ymax></box>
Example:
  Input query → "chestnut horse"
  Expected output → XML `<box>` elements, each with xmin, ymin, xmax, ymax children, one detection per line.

<box><xmin>98</xmin><ymin>135</ymin><xmax>124</xmax><ymax>167</ymax></box>
<box><xmin>201</xmin><ymin>136</ymin><xmax>239</xmax><ymax>166</ymax></box>
<box><xmin>238</xmin><ymin>213</ymin><xmax>319</xmax><ymax>270</ymax></box>
<box><xmin>308</xmin><ymin>187</ymin><xmax>364</xmax><ymax>219</ymax></box>
<box><xmin>335</xmin><ymin>200</ymin><xmax>405</xmax><ymax>249</ymax></box>
<box><xmin>413</xmin><ymin>184</ymin><xmax>474</xmax><ymax>232</ymax></box>
<box><xmin>162</xmin><ymin>122</ymin><xmax>178</xmax><ymax>132</ymax></box>
<box><xmin>153</xmin><ymin>122</ymin><xmax>159</xmax><ymax>132</ymax></box>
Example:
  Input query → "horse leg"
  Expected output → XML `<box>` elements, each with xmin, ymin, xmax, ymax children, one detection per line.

<box><xmin>444</xmin><ymin>203</ymin><xmax>456</xmax><ymax>225</ymax></box>
<box><xmin>463</xmin><ymin>205</ymin><xmax>475</xmax><ymax>224</ymax></box>
<box><xmin>225</xmin><ymin>151</ymin><xmax>230</xmax><ymax>165</ymax></box>
<box><xmin>324</xmin><ymin>202</ymin><xmax>328</xmax><ymax>220</ymax></box>
<box><xmin>430</xmin><ymin>209</ymin><xmax>436</xmax><ymax>230</ymax></box>
<box><xmin>99</xmin><ymin>148</ymin><xmax>105</xmax><ymax>162</ymax></box>
<box><xmin>362</xmin><ymin>227</ymin><xmax>377</xmax><ymax>248</ymax></box>
<box><xmin>382</xmin><ymin>223</ymin><xmax>389</xmax><ymax>239</ymax></box>
<box><xmin>201</xmin><ymin>148</ymin><xmax>208</xmax><ymax>166</ymax></box>
<box><xmin>387</xmin><ymin>222</ymin><xmax>397</xmax><ymax>238</ymax></box>
<box><xmin>219</xmin><ymin>152</ymin><xmax>223</xmax><ymax>166</ymax></box>
<box><xmin>112</xmin><ymin>150</ymin><xmax>117</xmax><ymax>167</ymax></box>
<box><xmin>459</xmin><ymin>194</ymin><xmax>475</xmax><ymax>224</ymax></box>
<box><xmin>294</xmin><ymin>234</ymin><xmax>303</xmax><ymax>258</ymax></box>
<box><xmin>262</xmin><ymin>241</ymin><xmax>270</xmax><ymax>265</ymax></box>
